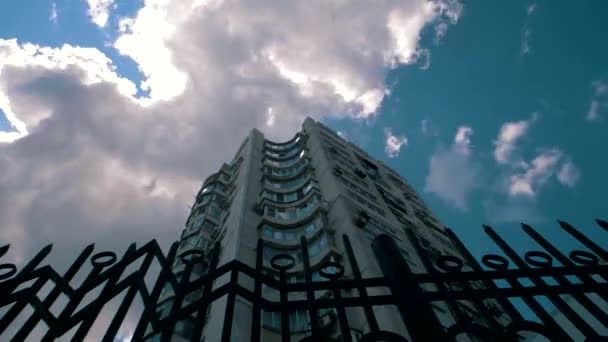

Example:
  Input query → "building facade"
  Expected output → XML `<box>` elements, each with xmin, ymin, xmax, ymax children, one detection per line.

<box><xmin>153</xmin><ymin>117</ymin><xmax>508</xmax><ymax>341</ymax></box>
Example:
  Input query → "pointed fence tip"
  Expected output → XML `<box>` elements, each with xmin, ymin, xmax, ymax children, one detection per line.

<box><xmin>0</xmin><ymin>244</ymin><xmax>10</xmax><ymax>258</ymax></box>
<box><xmin>596</xmin><ymin>219</ymin><xmax>608</xmax><ymax>229</ymax></box>
<box><xmin>41</xmin><ymin>243</ymin><xmax>53</xmax><ymax>253</ymax></box>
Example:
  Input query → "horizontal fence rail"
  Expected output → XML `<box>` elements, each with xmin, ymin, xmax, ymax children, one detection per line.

<box><xmin>0</xmin><ymin>219</ymin><xmax>606</xmax><ymax>341</ymax></box>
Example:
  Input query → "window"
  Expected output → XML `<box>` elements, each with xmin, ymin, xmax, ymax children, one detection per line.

<box><xmin>262</xmin><ymin>181</ymin><xmax>317</xmax><ymax>204</ymax></box>
<box><xmin>354</xmin><ymin>169</ymin><xmax>367</xmax><ymax>179</ymax></box>
<box><xmin>261</xmin><ymin>216</ymin><xmax>324</xmax><ymax>241</ymax></box>
<box><xmin>262</xmin><ymin>310</ymin><xmax>314</xmax><ymax>333</ymax></box>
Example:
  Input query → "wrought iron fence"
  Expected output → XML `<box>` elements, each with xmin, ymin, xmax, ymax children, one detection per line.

<box><xmin>0</xmin><ymin>219</ymin><xmax>607</xmax><ymax>341</ymax></box>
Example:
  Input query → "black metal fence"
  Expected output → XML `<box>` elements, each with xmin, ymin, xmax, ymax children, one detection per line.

<box><xmin>1</xmin><ymin>219</ymin><xmax>607</xmax><ymax>341</ymax></box>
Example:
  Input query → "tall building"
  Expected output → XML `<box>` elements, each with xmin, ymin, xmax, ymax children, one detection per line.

<box><xmin>153</xmin><ymin>118</ymin><xmax>508</xmax><ymax>341</ymax></box>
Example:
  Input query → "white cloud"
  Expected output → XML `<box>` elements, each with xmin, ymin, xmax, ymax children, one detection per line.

<box><xmin>492</xmin><ymin>116</ymin><xmax>580</xmax><ymax>197</ymax></box>
<box><xmin>86</xmin><ymin>0</ymin><xmax>115</xmax><ymax>27</ymax></box>
<box><xmin>521</xmin><ymin>29</ymin><xmax>532</xmax><ymax>56</ymax></box>
<box><xmin>592</xmin><ymin>80</ymin><xmax>608</xmax><ymax>96</ymax></box>
<box><xmin>384</xmin><ymin>128</ymin><xmax>408</xmax><ymax>158</ymax></box>
<box><xmin>521</xmin><ymin>3</ymin><xmax>537</xmax><ymax>56</ymax></box>
<box><xmin>557</xmin><ymin>160</ymin><xmax>581</xmax><ymax>187</ymax></box>
<box><xmin>425</xmin><ymin>125</ymin><xmax>478</xmax><ymax>210</ymax></box>
<box><xmin>454</xmin><ymin>125</ymin><xmax>473</xmax><ymax>154</ymax></box>
<box><xmin>50</xmin><ymin>3</ymin><xmax>58</xmax><ymax>24</ymax></box>
<box><xmin>587</xmin><ymin>80</ymin><xmax>607</xmax><ymax>121</ymax></box>
<box><xmin>508</xmin><ymin>149</ymin><xmax>562</xmax><ymax>196</ymax></box>
<box><xmin>0</xmin><ymin>0</ymin><xmax>463</xmax><ymax>270</ymax></box>
<box><xmin>0</xmin><ymin>39</ymin><xmax>138</xmax><ymax>142</ymax></box>
<box><xmin>493</xmin><ymin>113</ymin><xmax>537</xmax><ymax>165</ymax></box>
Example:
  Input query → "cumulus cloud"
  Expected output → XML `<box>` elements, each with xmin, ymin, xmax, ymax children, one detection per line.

<box><xmin>425</xmin><ymin>125</ymin><xmax>478</xmax><ymax>210</ymax></box>
<box><xmin>557</xmin><ymin>160</ymin><xmax>581</xmax><ymax>187</ymax></box>
<box><xmin>50</xmin><ymin>3</ymin><xmax>58</xmax><ymax>24</ymax></box>
<box><xmin>384</xmin><ymin>128</ymin><xmax>408</xmax><ymax>158</ymax></box>
<box><xmin>587</xmin><ymin>79</ymin><xmax>607</xmax><ymax>121</ymax></box>
<box><xmin>0</xmin><ymin>0</ymin><xmax>462</xmax><ymax>268</ymax></box>
<box><xmin>520</xmin><ymin>3</ymin><xmax>537</xmax><ymax>56</ymax></box>
<box><xmin>508</xmin><ymin>149</ymin><xmax>562</xmax><ymax>196</ymax></box>
<box><xmin>86</xmin><ymin>0</ymin><xmax>116</xmax><ymax>27</ymax></box>
<box><xmin>492</xmin><ymin>115</ymin><xmax>580</xmax><ymax>197</ymax></box>
<box><xmin>493</xmin><ymin>113</ymin><xmax>537</xmax><ymax>165</ymax></box>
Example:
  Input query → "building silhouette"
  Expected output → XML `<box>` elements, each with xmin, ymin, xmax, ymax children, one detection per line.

<box><xmin>154</xmin><ymin>117</ymin><xmax>508</xmax><ymax>341</ymax></box>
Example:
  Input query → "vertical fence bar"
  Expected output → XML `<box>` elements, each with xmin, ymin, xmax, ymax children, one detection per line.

<box><xmin>331</xmin><ymin>276</ymin><xmax>353</xmax><ymax>342</ymax></box>
<box><xmin>300</xmin><ymin>236</ymin><xmax>320</xmax><ymax>336</ymax></box>
<box><xmin>484</xmin><ymin>225</ymin><xmax>576</xmax><ymax>341</ymax></box>
<box><xmin>103</xmin><ymin>250</ymin><xmax>156</xmax><ymax>341</ymax></box>
<box><xmin>45</xmin><ymin>249</ymin><xmax>109</xmax><ymax>340</ymax></box>
<box><xmin>372</xmin><ymin>234</ymin><xmax>447</xmax><ymax>341</ymax></box>
<box><xmin>442</xmin><ymin>229</ymin><xmax>510</xmax><ymax>334</ymax></box>
<box><xmin>250</xmin><ymin>239</ymin><xmax>264</xmax><ymax>342</ymax></box>
<box><xmin>342</xmin><ymin>235</ymin><xmax>380</xmax><ymax>333</ymax></box>
<box><xmin>190</xmin><ymin>242</ymin><xmax>220</xmax><ymax>342</ymax></box>
<box><xmin>132</xmin><ymin>242</ymin><xmax>178</xmax><ymax>340</ymax></box>
<box><xmin>445</xmin><ymin>229</ymin><xmax>523</xmax><ymax>323</ymax></box>
<box><xmin>405</xmin><ymin>229</ymin><xmax>467</xmax><ymax>323</ymax></box>
<box><xmin>279</xmin><ymin>267</ymin><xmax>290</xmax><ymax>342</ymax></box>
<box><xmin>220</xmin><ymin>266</ymin><xmax>239</xmax><ymax>342</ymax></box>
<box><xmin>161</xmin><ymin>248</ymin><xmax>196</xmax><ymax>342</ymax></box>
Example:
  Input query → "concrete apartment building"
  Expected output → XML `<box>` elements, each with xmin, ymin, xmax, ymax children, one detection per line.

<box><xmin>152</xmin><ymin>117</ymin><xmax>508</xmax><ymax>341</ymax></box>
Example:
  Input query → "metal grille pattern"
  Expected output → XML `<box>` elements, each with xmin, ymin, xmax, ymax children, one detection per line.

<box><xmin>0</xmin><ymin>219</ymin><xmax>607</xmax><ymax>341</ymax></box>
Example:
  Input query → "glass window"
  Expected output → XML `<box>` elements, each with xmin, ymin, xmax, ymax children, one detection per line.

<box><xmin>207</xmin><ymin>206</ymin><xmax>221</xmax><ymax>219</ymax></box>
<box><xmin>309</xmin><ymin>241</ymin><xmax>321</xmax><ymax>257</ymax></box>
<box><xmin>263</xmin><ymin>228</ymin><xmax>273</xmax><ymax>238</ymax></box>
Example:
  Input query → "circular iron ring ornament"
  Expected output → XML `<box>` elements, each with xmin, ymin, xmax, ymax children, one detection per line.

<box><xmin>481</xmin><ymin>254</ymin><xmax>510</xmax><ymax>270</ymax></box>
<box><xmin>270</xmin><ymin>254</ymin><xmax>296</xmax><ymax>271</ymax></box>
<box><xmin>436</xmin><ymin>255</ymin><xmax>464</xmax><ymax>272</ymax></box>
<box><xmin>524</xmin><ymin>251</ymin><xmax>553</xmax><ymax>268</ymax></box>
<box><xmin>90</xmin><ymin>251</ymin><xmax>117</xmax><ymax>268</ymax></box>
<box><xmin>0</xmin><ymin>263</ymin><xmax>17</xmax><ymax>281</ymax></box>
<box><xmin>359</xmin><ymin>331</ymin><xmax>409</xmax><ymax>342</ymax></box>
<box><xmin>180</xmin><ymin>249</ymin><xmax>205</xmax><ymax>265</ymax></box>
<box><xmin>318</xmin><ymin>261</ymin><xmax>344</xmax><ymax>280</ymax></box>
<box><xmin>569</xmin><ymin>250</ymin><xmax>599</xmax><ymax>266</ymax></box>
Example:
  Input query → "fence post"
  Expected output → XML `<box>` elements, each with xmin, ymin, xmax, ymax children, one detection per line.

<box><xmin>372</xmin><ymin>234</ymin><xmax>446</xmax><ymax>341</ymax></box>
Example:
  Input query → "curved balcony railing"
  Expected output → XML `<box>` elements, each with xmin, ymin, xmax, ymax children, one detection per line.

<box><xmin>265</xmin><ymin>159</ymin><xmax>308</xmax><ymax>178</ymax></box>
<box><xmin>264</xmin><ymin>143</ymin><xmax>304</xmax><ymax>159</ymax></box>
<box><xmin>263</xmin><ymin>173</ymin><xmax>309</xmax><ymax>191</ymax></box>
<box><xmin>265</xmin><ymin>134</ymin><xmax>302</xmax><ymax>151</ymax></box>
<box><xmin>261</xmin><ymin>214</ymin><xmax>324</xmax><ymax>243</ymax></box>
<box><xmin>263</xmin><ymin>150</ymin><xmax>306</xmax><ymax>168</ymax></box>
<box><xmin>262</xmin><ymin>195</ymin><xmax>320</xmax><ymax>222</ymax></box>
<box><xmin>261</xmin><ymin>181</ymin><xmax>316</xmax><ymax>204</ymax></box>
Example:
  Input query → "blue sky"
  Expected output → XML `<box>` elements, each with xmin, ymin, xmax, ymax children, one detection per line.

<box><xmin>0</xmin><ymin>0</ymin><xmax>606</xmax><ymax>273</ymax></box>
<box><xmin>324</xmin><ymin>0</ymin><xmax>608</xmax><ymax>258</ymax></box>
